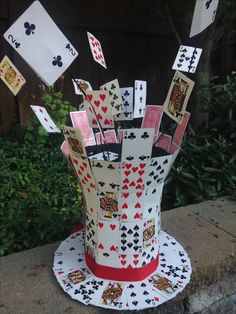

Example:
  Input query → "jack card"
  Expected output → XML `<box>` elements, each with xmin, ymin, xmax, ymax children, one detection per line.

<box><xmin>163</xmin><ymin>71</ymin><xmax>194</xmax><ymax>124</ymax></box>
<box><xmin>0</xmin><ymin>55</ymin><xmax>26</xmax><ymax>95</ymax></box>
<box><xmin>4</xmin><ymin>1</ymin><xmax>78</xmax><ymax>86</ymax></box>
<box><xmin>31</xmin><ymin>105</ymin><xmax>60</xmax><ymax>133</ymax></box>
<box><xmin>63</xmin><ymin>126</ymin><xmax>87</xmax><ymax>159</ymax></box>
<box><xmin>172</xmin><ymin>45</ymin><xmax>202</xmax><ymax>73</ymax></box>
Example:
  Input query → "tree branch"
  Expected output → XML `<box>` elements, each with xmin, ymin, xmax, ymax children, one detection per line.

<box><xmin>165</xmin><ymin>1</ymin><xmax>182</xmax><ymax>45</ymax></box>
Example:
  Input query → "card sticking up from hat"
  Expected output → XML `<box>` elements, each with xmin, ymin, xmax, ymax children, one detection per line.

<box><xmin>172</xmin><ymin>112</ymin><xmax>191</xmax><ymax>146</ymax></box>
<box><xmin>80</xmin><ymin>91</ymin><xmax>114</xmax><ymax>129</ymax></box>
<box><xmin>163</xmin><ymin>71</ymin><xmax>194</xmax><ymax>124</ymax></box>
<box><xmin>141</xmin><ymin>105</ymin><xmax>163</xmax><ymax>137</ymax></box>
<box><xmin>0</xmin><ymin>55</ymin><xmax>26</xmax><ymax>95</ymax></box>
<box><xmin>70</xmin><ymin>111</ymin><xmax>95</xmax><ymax>143</ymax></box>
<box><xmin>100</xmin><ymin>79</ymin><xmax>123</xmax><ymax>115</ymax></box>
<box><xmin>31</xmin><ymin>105</ymin><xmax>61</xmax><ymax>133</ymax></box>
<box><xmin>115</xmin><ymin>87</ymin><xmax>134</xmax><ymax>121</ymax></box>
<box><xmin>4</xmin><ymin>1</ymin><xmax>78</xmax><ymax>86</ymax></box>
<box><xmin>190</xmin><ymin>0</ymin><xmax>219</xmax><ymax>38</ymax></box>
<box><xmin>72</xmin><ymin>79</ymin><xmax>92</xmax><ymax>95</ymax></box>
<box><xmin>172</xmin><ymin>45</ymin><xmax>202</xmax><ymax>73</ymax></box>
<box><xmin>87</xmin><ymin>32</ymin><xmax>107</xmax><ymax>69</ymax></box>
<box><xmin>62</xmin><ymin>126</ymin><xmax>87</xmax><ymax>159</ymax></box>
<box><xmin>134</xmin><ymin>80</ymin><xmax>147</xmax><ymax>118</ymax></box>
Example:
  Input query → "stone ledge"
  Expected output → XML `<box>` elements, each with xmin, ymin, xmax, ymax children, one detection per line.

<box><xmin>0</xmin><ymin>197</ymin><xmax>236</xmax><ymax>313</ymax></box>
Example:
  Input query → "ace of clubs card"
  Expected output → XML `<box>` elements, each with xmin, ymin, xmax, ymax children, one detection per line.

<box><xmin>0</xmin><ymin>55</ymin><xmax>26</xmax><ymax>95</ymax></box>
<box><xmin>4</xmin><ymin>1</ymin><xmax>78</xmax><ymax>86</ymax></box>
<box><xmin>163</xmin><ymin>71</ymin><xmax>194</xmax><ymax>124</ymax></box>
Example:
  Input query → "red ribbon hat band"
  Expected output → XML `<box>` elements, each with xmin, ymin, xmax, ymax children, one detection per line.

<box><xmin>85</xmin><ymin>252</ymin><xmax>159</xmax><ymax>282</ymax></box>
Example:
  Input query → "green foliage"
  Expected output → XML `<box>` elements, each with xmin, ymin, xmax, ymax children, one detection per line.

<box><xmin>164</xmin><ymin>73</ymin><xmax>236</xmax><ymax>208</ymax></box>
<box><xmin>0</xmin><ymin>135</ymin><xmax>82</xmax><ymax>256</ymax></box>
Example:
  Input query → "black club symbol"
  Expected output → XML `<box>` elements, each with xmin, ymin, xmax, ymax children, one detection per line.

<box><xmin>24</xmin><ymin>22</ymin><xmax>35</xmax><ymax>35</ymax></box>
<box><xmin>206</xmin><ymin>0</ymin><xmax>213</xmax><ymax>9</ymax></box>
<box><xmin>107</xmin><ymin>164</ymin><xmax>115</xmax><ymax>170</ymax></box>
<box><xmin>124</xmin><ymin>90</ymin><xmax>130</xmax><ymax>97</ymax></box>
<box><xmin>141</xmin><ymin>132</ymin><xmax>149</xmax><ymax>139</ymax></box>
<box><xmin>111</xmin><ymin>83</ymin><xmax>116</xmax><ymax>90</ymax></box>
<box><xmin>52</xmin><ymin>55</ymin><xmax>63</xmax><ymax>67</ymax></box>
<box><xmin>128</xmin><ymin>132</ymin><xmax>136</xmax><ymax>140</ymax></box>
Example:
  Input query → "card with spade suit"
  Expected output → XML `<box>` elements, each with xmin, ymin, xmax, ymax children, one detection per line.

<box><xmin>163</xmin><ymin>71</ymin><xmax>194</xmax><ymax>124</ymax></box>
<box><xmin>4</xmin><ymin>1</ymin><xmax>78</xmax><ymax>86</ymax></box>
<box><xmin>100</xmin><ymin>79</ymin><xmax>124</xmax><ymax>115</ymax></box>
<box><xmin>172</xmin><ymin>45</ymin><xmax>202</xmax><ymax>73</ymax></box>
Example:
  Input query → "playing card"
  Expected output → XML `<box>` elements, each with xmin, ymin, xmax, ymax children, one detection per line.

<box><xmin>190</xmin><ymin>0</ymin><xmax>219</xmax><ymax>38</ymax></box>
<box><xmin>169</xmin><ymin>142</ymin><xmax>179</xmax><ymax>154</ymax></box>
<box><xmin>100</xmin><ymin>79</ymin><xmax>124</xmax><ymax>114</ymax></box>
<box><xmin>141</xmin><ymin>105</ymin><xmax>163</xmax><ymax>136</ymax></box>
<box><xmin>31</xmin><ymin>105</ymin><xmax>60</xmax><ymax>133</ymax></box>
<box><xmin>60</xmin><ymin>140</ymin><xmax>70</xmax><ymax>158</ymax></box>
<box><xmin>99</xmin><ymin>191</ymin><xmax>120</xmax><ymax>220</ymax></box>
<box><xmin>59</xmin><ymin>268</ymin><xmax>91</xmax><ymax>294</ymax></box>
<box><xmin>134</xmin><ymin>80</ymin><xmax>147</xmax><ymax>118</ymax></box>
<box><xmin>155</xmin><ymin>134</ymin><xmax>172</xmax><ymax>152</ymax></box>
<box><xmin>4</xmin><ymin>1</ymin><xmax>78</xmax><ymax>86</ymax></box>
<box><xmin>99</xmin><ymin>282</ymin><xmax>128</xmax><ymax>309</ymax></box>
<box><xmin>172</xmin><ymin>45</ymin><xmax>202</xmax><ymax>73</ymax></box>
<box><xmin>115</xmin><ymin>87</ymin><xmax>134</xmax><ymax>121</ymax></box>
<box><xmin>81</xmin><ymin>91</ymin><xmax>114</xmax><ymax>129</ymax></box>
<box><xmin>85</xmin><ymin>212</ymin><xmax>97</xmax><ymax>256</ymax></box>
<box><xmin>62</xmin><ymin>126</ymin><xmax>87</xmax><ymax>158</ymax></box>
<box><xmin>143</xmin><ymin>218</ymin><xmax>156</xmax><ymax>249</ymax></box>
<box><xmin>121</xmin><ymin>128</ymin><xmax>154</xmax><ymax>162</ymax></box>
<box><xmin>119</xmin><ymin>221</ymin><xmax>142</xmax><ymax>253</ymax></box>
<box><xmin>89</xmin><ymin>151</ymin><xmax>119</xmax><ymax>162</ymax></box>
<box><xmin>120</xmin><ymin>161</ymin><xmax>150</xmax><ymax>192</ymax></box>
<box><xmin>118</xmin><ymin>129</ymin><xmax>123</xmax><ymax>143</ymax></box>
<box><xmin>91</xmin><ymin>160</ymin><xmax>121</xmax><ymax>192</ymax></box>
<box><xmin>172</xmin><ymin>111</ymin><xmax>190</xmax><ymax>146</ymax></box>
<box><xmin>70</xmin><ymin>111</ymin><xmax>94</xmax><ymax>142</ymax></box>
<box><xmin>143</xmin><ymin>184</ymin><xmax>164</xmax><ymax>218</ymax></box>
<box><xmin>87</xmin><ymin>31</ymin><xmax>106</xmax><ymax>69</ymax></box>
<box><xmin>0</xmin><ymin>55</ymin><xmax>26</xmax><ymax>95</ymax></box>
<box><xmin>97</xmin><ymin>219</ymin><xmax>120</xmax><ymax>267</ymax></box>
<box><xmin>72</xmin><ymin>78</ymin><xmax>92</xmax><ymax>95</ymax></box>
<box><xmin>104</xmin><ymin>130</ymin><xmax>118</xmax><ymax>144</ymax></box>
<box><xmin>118</xmin><ymin>191</ymin><xmax>144</xmax><ymax>221</ymax></box>
<box><xmin>126</xmin><ymin>280</ymin><xmax>163</xmax><ymax>310</ymax></box>
<box><xmin>163</xmin><ymin>71</ymin><xmax>194</xmax><ymax>124</ymax></box>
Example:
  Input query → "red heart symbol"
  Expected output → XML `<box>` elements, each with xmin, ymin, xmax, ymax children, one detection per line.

<box><xmin>98</xmin><ymin>243</ymin><xmax>104</xmax><ymax>249</ymax></box>
<box><xmin>121</xmin><ymin>254</ymin><xmax>126</xmax><ymax>259</ymax></box>
<box><xmin>97</xmin><ymin>113</ymin><xmax>103</xmax><ymax>120</ymax></box>
<box><xmin>104</xmin><ymin>119</ymin><xmax>110</xmax><ymax>125</ymax></box>
<box><xmin>100</xmin><ymin>94</ymin><xmax>106</xmax><ymax>101</ymax></box>
<box><xmin>110</xmin><ymin>245</ymin><xmax>116</xmax><ymax>251</ymax></box>
<box><xmin>87</xmin><ymin>187</ymin><xmax>91</xmax><ymax>193</ymax></box>
<box><xmin>154</xmin><ymin>297</ymin><xmax>159</xmax><ymax>302</ymax></box>
<box><xmin>73</xmin><ymin>159</ymin><xmax>78</xmax><ymax>164</ymax></box>
<box><xmin>123</xmin><ymin>178</ymin><xmax>129</xmax><ymax>184</ymax></box>
<box><xmin>90</xmin><ymin>208</ymin><xmax>93</xmax><ymax>213</ymax></box>
<box><xmin>136</xmin><ymin>192</ymin><xmax>142</xmax><ymax>198</ymax></box>
<box><xmin>137</xmin><ymin>177</ymin><xmax>143</xmax><ymax>183</ymax></box>
<box><xmin>135</xmin><ymin>202</ymin><xmax>141</xmax><ymax>209</ymax></box>
<box><xmin>81</xmin><ymin>179</ymin><xmax>85</xmax><ymax>184</ymax></box>
<box><xmin>126</xmin><ymin>164</ymin><xmax>132</xmax><ymax>169</ymax></box>
<box><xmin>84</xmin><ymin>176</ymin><xmax>88</xmax><ymax>182</ymax></box>
<box><xmin>80</xmin><ymin>166</ymin><xmax>84</xmax><ymax>171</ymax></box>
<box><xmin>98</xmin><ymin>222</ymin><xmax>104</xmax><ymax>228</ymax></box>
<box><xmin>122</xmin><ymin>184</ymin><xmax>128</xmax><ymax>190</ymax></box>
<box><xmin>92</xmin><ymin>119</ymin><xmax>98</xmax><ymax>125</ymax></box>
<box><xmin>138</xmin><ymin>170</ymin><xmax>144</xmax><ymax>176</ymax></box>
<box><xmin>130</xmin><ymin>181</ymin><xmax>135</xmax><ymax>187</ymax></box>
<box><xmin>82</xmin><ymin>162</ymin><xmax>87</xmax><ymax>168</ymax></box>
<box><xmin>121</xmin><ymin>260</ymin><xmax>126</xmax><ymax>266</ymax></box>
<box><xmin>134</xmin><ymin>212</ymin><xmax>140</xmax><ymax>219</ymax></box>
<box><xmin>110</xmin><ymin>224</ymin><xmax>116</xmax><ymax>230</ymax></box>
<box><xmin>94</xmin><ymin>100</ymin><xmax>100</xmax><ymax>107</ymax></box>
<box><xmin>87</xmin><ymin>94</ymin><xmax>93</xmax><ymax>101</ymax></box>
<box><xmin>132</xmin><ymin>167</ymin><xmax>138</xmax><ymax>173</ymax></box>
<box><xmin>124</xmin><ymin>171</ymin><xmax>131</xmax><ymax>177</ymax></box>
<box><xmin>136</xmin><ymin>184</ymin><xmax>142</xmax><ymax>190</ymax></box>
<box><xmin>133</xmin><ymin>260</ymin><xmax>139</xmax><ymax>265</ymax></box>
<box><xmin>140</xmin><ymin>163</ymin><xmax>146</xmax><ymax>169</ymax></box>
<box><xmin>87</xmin><ymin>174</ymin><xmax>91</xmax><ymax>179</ymax></box>
<box><xmin>121</xmin><ymin>213</ymin><xmax>127</xmax><ymax>219</ymax></box>
<box><xmin>123</xmin><ymin>193</ymin><xmax>129</xmax><ymax>199</ymax></box>
<box><xmin>90</xmin><ymin>182</ymin><xmax>95</xmax><ymax>188</ymax></box>
<box><xmin>101</xmin><ymin>106</ymin><xmax>107</xmax><ymax>113</ymax></box>
<box><xmin>89</xmin><ymin>106</ymin><xmax>93</xmax><ymax>113</ymax></box>
<box><xmin>122</xmin><ymin>203</ymin><xmax>128</xmax><ymax>209</ymax></box>
<box><xmin>133</xmin><ymin>254</ymin><xmax>138</xmax><ymax>259</ymax></box>
<box><xmin>78</xmin><ymin>170</ymin><xmax>82</xmax><ymax>175</ymax></box>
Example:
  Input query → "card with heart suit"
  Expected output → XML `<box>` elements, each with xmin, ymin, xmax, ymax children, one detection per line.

<box><xmin>163</xmin><ymin>71</ymin><xmax>194</xmax><ymax>124</ymax></box>
<box><xmin>62</xmin><ymin>126</ymin><xmax>87</xmax><ymax>159</ymax></box>
<box><xmin>118</xmin><ymin>191</ymin><xmax>144</xmax><ymax>222</ymax></box>
<box><xmin>87</xmin><ymin>32</ymin><xmax>106</xmax><ymax>69</ymax></box>
<box><xmin>172</xmin><ymin>45</ymin><xmax>202</xmax><ymax>73</ymax></box>
<box><xmin>100</xmin><ymin>79</ymin><xmax>124</xmax><ymax>115</ymax></box>
<box><xmin>190</xmin><ymin>0</ymin><xmax>219</xmax><ymax>38</ymax></box>
<box><xmin>98</xmin><ymin>191</ymin><xmax>120</xmax><ymax>220</ymax></box>
<box><xmin>115</xmin><ymin>87</ymin><xmax>134</xmax><ymax>121</ymax></box>
<box><xmin>155</xmin><ymin>134</ymin><xmax>172</xmax><ymax>152</ymax></box>
<box><xmin>70</xmin><ymin>111</ymin><xmax>94</xmax><ymax>141</ymax></box>
<box><xmin>121</xmin><ymin>128</ymin><xmax>154</xmax><ymax>162</ymax></box>
<box><xmin>31</xmin><ymin>105</ymin><xmax>60</xmax><ymax>133</ymax></box>
<box><xmin>0</xmin><ymin>55</ymin><xmax>26</xmax><ymax>95</ymax></box>
<box><xmin>172</xmin><ymin>112</ymin><xmax>190</xmax><ymax>146</ymax></box>
<box><xmin>99</xmin><ymin>282</ymin><xmax>128</xmax><ymax>310</ymax></box>
<box><xmin>72</xmin><ymin>78</ymin><xmax>92</xmax><ymax>95</ymax></box>
<box><xmin>4</xmin><ymin>1</ymin><xmax>78</xmax><ymax>86</ymax></box>
<box><xmin>134</xmin><ymin>80</ymin><xmax>147</xmax><ymax>118</ymax></box>
<box><xmin>141</xmin><ymin>105</ymin><xmax>163</xmax><ymax>137</ymax></box>
<box><xmin>81</xmin><ymin>91</ymin><xmax>114</xmax><ymax>129</ymax></box>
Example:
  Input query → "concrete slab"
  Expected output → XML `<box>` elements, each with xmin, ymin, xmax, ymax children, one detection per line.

<box><xmin>191</xmin><ymin>197</ymin><xmax>236</xmax><ymax>238</ymax></box>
